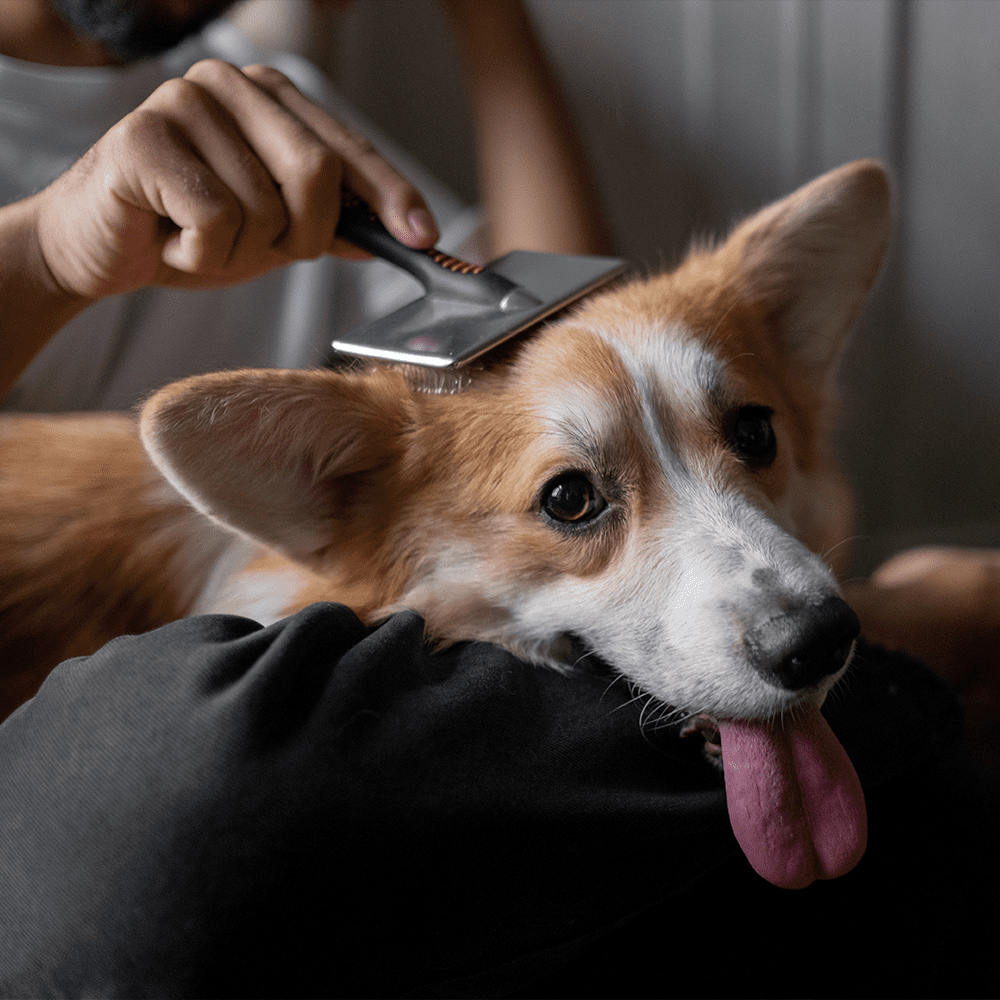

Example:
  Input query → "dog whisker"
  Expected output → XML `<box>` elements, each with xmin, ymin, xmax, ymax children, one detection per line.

<box><xmin>821</xmin><ymin>533</ymin><xmax>870</xmax><ymax>569</ymax></box>
<box><xmin>608</xmin><ymin>684</ymin><xmax>649</xmax><ymax>715</ymax></box>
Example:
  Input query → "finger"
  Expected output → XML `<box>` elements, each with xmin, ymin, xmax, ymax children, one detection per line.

<box><xmin>180</xmin><ymin>60</ymin><xmax>339</xmax><ymax>262</ymax></box>
<box><xmin>106</xmin><ymin>103</ymin><xmax>246</xmax><ymax>275</ymax></box>
<box><xmin>239</xmin><ymin>63</ymin><xmax>440</xmax><ymax>252</ymax></box>
<box><xmin>143</xmin><ymin>72</ymin><xmax>294</xmax><ymax>270</ymax></box>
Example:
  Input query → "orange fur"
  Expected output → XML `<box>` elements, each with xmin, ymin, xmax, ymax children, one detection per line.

<box><xmin>0</xmin><ymin>414</ymin><xmax>231</xmax><ymax>717</ymax></box>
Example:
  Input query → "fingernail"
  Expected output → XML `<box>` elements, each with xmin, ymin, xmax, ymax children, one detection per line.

<box><xmin>407</xmin><ymin>207</ymin><xmax>438</xmax><ymax>244</ymax></box>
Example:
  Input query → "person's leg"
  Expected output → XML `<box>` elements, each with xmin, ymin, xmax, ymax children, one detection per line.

<box><xmin>1</xmin><ymin>606</ymin><xmax>995</xmax><ymax>997</ymax></box>
<box><xmin>0</xmin><ymin>604</ymin><xmax>737</xmax><ymax>996</ymax></box>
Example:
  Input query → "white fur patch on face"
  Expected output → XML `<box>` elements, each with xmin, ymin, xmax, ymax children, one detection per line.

<box><xmin>582</xmin><ymin>319</ymin><xmax>730</xmax><ymax>490</ymax></box>
<box><xmin>531</xmin><ymin>378</ymin><xmax>620</xmax><ymax>457</ymax></box>
<box><xmin>589</xmin><ymin>320</ymin><xmax>724</xmax><ymax>424</ymax></box>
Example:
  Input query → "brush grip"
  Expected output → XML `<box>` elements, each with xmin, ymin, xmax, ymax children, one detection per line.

<box><xmin>337</xmin><ymin>196</ymin><xmax>535</xmax><ymax>308</ymax></box>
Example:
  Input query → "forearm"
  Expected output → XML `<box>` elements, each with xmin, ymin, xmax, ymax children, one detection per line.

<box><xmin>445</xmin><ymin>0</ymin><xmax>612</xmax><ymax>257</ymax></box>
<box><xmin>0</xmin><ymin>196</ymin><xmax>89</xmax><ymax>400</ymax></box>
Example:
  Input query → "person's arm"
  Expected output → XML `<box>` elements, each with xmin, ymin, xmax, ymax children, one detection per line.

<box><xmin>0</xmin><ymin>197</ymin><xmax>91</xmax><ymax>397</ymax></box>
<box><xmin>0</xmin><ymin>59</ymin><xmax>440</xmax><ymax>400</ymax></box>
<box><xmin>442</xmin><ymin>0</ymin><xmax>612</xmax><ymax>257</ymax></box>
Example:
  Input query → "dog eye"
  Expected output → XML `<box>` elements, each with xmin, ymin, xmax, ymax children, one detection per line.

<box><xmin>540</xmin><ymin>473</ymin><xmax>606</xmax><ymax>524</ymax></box>
<box><xmin>730</xmin><ymin>405</ymin><xmax>777</xmax><ymax>466</ymax></box>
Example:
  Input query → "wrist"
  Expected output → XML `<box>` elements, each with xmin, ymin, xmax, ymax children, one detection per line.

<box><xmin>0</xmin><ymin>195</ymin><xmax>91</xmax><ymax>398</ymax></box>
<box><xmin>3</xmin><ymin>194</ymin><xmax>90</xmax><ymax>309</ymax></box>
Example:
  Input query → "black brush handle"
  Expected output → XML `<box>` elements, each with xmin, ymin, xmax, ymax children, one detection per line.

<box><xmin>336</xmin><ymin>195</ymin><xmax>538</xmax><ymax>309</ymax></box>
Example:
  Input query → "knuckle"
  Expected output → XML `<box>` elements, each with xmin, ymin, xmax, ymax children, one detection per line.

<box><xmin>290</xmin><ymin>142</ymin><xmax>341</xmax><ymax>194</ymax></box>
<box><xmin>276</xmin><ymin>150</ymin><xmax>339</xmax><ymax>257</ymax></box>
<box><xmin>112</xmin><ymin>105</ymin><xmax>176</xmax><ymax>151</ymax></box>
<box><xmin>257</xmin><ymin>117</ymin><xmax>342</xmax><ymax>197</ymax></box>
<box><xmin>215</xmin><ymin>195</ymin><xmax>245</xmax><ymax>231</ymax></box>
<box><xmin>147</xmin><ymin>75</ymin><xmax>211</xmax><ymax>117</ymax></box>
<box><xmin>340</xmin><ymin>130</ymin><xmax>381</xmax><ymax>163</ymax></box>
<box><xmin>241</xmin><ymin>63</ymin><xmax>293</xmax><ymax>91</ymax></box>
<box><xmin>183</xmin><ymin>58</ymin><xmax>241</xmax><ymax>87</ymax></box>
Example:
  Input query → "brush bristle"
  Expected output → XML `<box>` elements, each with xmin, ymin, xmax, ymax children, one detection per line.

<box><xmin>394</xmin><ymin>364</ymin><xmax>480</xmax><ymax>395</ymax></box>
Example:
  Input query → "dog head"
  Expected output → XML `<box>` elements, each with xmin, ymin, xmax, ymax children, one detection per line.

<box><xmin>141</xmin><ymin>160</ymin><xmax>891</xmax><ymax>724</ymax></box>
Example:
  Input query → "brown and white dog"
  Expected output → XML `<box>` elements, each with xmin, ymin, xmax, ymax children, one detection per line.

<box><xmin>0</xmin><ymin>160</ymin><xmax>893</xmax><ymax>889</ymax></box>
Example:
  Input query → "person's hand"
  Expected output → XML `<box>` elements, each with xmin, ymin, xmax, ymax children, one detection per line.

<box><xmin>845</xmin><ymin>546</ymin><xmax>1000</xmax><ymax>768</ymax></box>
<box><xmin>30</xmin><ymin>59</ymin><xmax>439</xmax><ymax>301</ymax></box>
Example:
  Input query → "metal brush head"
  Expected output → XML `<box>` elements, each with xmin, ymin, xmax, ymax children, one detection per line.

<box><xmin>330</xmin><ymin>195</ymin><xmax>626</xmax><ymax>370</ymax></box>
<box><xmin>332</xmin><ymin>250</ymin><xmax>626</xmax><ymax>369</ymax></box>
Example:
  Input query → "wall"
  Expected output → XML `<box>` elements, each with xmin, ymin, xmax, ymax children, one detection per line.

<box><xmin>232</xmin><ymin>0</ymin><xmax>1000</xmax><ymax>575</ymax></box>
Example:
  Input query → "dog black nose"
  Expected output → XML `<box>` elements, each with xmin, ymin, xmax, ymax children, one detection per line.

<box><xmin>745</xmin><ymin>595</ymin><xmax>860</xmax><ymax>691</ymax></box>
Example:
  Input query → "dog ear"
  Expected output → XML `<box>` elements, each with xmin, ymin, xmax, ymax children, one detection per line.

<box><xmin>722</xmin><ymin>159</ymin><xmax>892</xmax><ymax>375</ymax></box>
<box><xmin>139</xmin><ymin>367</ymin><xmax>415</xmax><ymax>570</ymax></box>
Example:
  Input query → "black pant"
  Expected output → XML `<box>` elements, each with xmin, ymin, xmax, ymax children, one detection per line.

<box><xmin>1</xmin><ymin>604</ymin><xmax>996</xmax><ymax>998</ymax></box>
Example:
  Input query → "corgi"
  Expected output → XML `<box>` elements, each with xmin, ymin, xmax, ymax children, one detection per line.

<box><xmin>0</xmin><ymin>160</ymin><xmax>892</xmax><ymax>890</ymax></box>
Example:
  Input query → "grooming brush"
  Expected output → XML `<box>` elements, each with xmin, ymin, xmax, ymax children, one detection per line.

<box><xmin>331</xmin><ymin>195</ymin><xmax>626</xmax><ymax>375</ymax></box>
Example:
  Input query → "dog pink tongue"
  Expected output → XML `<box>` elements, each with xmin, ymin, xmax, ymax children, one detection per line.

<box><xmin>718</xmin><ymin>707</ymin><xmax>866</xmax><ymax>890</ymax></box>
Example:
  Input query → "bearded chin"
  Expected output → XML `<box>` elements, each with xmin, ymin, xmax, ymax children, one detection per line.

<box><xmin>49</xmin><ymin>0</ymin><xmax>237</xmax><ymax>62</ymax></box>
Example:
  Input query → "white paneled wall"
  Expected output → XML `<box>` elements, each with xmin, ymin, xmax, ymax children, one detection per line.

<box><xmin>233</xmin><ymin>0</ymin><xmax>1000</xmax><ymax>575</ymax></box>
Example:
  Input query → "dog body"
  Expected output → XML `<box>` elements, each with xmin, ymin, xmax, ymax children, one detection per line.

<box><xmin>0</xmin><ymin>161</ymin><xmax>891</xmax><ymax>888</ymax></box>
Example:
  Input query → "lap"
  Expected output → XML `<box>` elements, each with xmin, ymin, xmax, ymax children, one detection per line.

<box><xmin>0</xmin><ymin>604</ymin><xmax>995</xmax><ymax>998</ymax></box>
